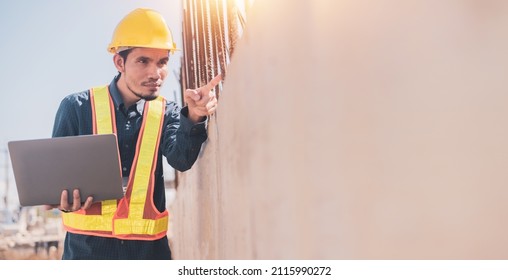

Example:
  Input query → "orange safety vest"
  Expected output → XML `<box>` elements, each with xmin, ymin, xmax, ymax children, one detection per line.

<box><xmin>62</xmin><ymin>85</ymin><xmax>169</xmax><ymax>240</ymax></box>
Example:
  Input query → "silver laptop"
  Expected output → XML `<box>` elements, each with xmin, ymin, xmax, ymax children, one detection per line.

<box><xmin>8</xmin><ymin>134</ymin><xmax>124</xmax><ymax>207</ymax></box>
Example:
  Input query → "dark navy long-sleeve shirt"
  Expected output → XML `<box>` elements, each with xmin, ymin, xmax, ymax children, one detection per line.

<box><xmin>52</xmin><ymin>75</ymin><xmax>207</xmax><ymax>259</ymax></box>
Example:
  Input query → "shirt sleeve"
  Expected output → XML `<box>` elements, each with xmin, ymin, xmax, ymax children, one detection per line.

<box><xmin>160</xmin><ymin>102</ymin><xmax>208</xmax><ymax>171</ymax></box>
<box><xmin>52</xmin><ymin>95</ymin><xmax>80</xmax><ymax>138</ymax></box>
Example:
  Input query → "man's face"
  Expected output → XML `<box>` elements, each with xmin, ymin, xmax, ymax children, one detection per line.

<box><xmin>116</xmin><ymin>47</ymin><xmax>169</xmax><ymax>101</ymax></box>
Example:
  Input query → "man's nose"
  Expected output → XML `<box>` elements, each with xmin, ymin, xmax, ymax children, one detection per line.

<box><xmin>147</xmin><ymin>64</ymin><xmax>162</xmax><ymax>80</ymax></box>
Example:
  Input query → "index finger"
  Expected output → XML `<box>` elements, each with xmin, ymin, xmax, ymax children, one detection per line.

<box><xmin>205</xmin><ymin>74</ymin><xmax>222</xmax><ymax>91</ymax></box>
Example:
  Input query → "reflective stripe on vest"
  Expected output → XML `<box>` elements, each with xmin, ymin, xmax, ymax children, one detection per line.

<box><xmin>62</xmin><ymin>85</ymin><xmax>168</xmax><ymax>240</ymax></box>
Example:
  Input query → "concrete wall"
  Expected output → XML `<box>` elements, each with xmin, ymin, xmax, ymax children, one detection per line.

<box><xmin>170</xmin><ymin>0</ymin><xmax>508</xmax><ymax>259</ymax></box>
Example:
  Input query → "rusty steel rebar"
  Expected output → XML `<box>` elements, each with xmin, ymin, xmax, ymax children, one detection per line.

<box><xmin>181</xmin><ymin>0</ymin><xmax>251</xmax><ymax>101</ymax></box>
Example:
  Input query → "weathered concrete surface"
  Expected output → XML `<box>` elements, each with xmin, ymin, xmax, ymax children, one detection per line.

<box><xmin>170</xmin><ymin>0</ymin><xmax>508</xmax><ymax>259</ymax></box>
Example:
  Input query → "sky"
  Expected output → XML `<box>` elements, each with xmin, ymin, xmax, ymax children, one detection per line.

<box><xmin>0</xmin><ymin>0</ymin><xmax>184</xmax><ymax>209</ymax></box>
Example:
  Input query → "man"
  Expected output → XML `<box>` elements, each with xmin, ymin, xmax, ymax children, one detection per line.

<box><xmin>49</xmin><ymin>8</ymin><xmax>220</xmax><ymax>259</ymax></box>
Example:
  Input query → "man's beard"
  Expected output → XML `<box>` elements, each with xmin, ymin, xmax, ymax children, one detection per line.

<box><xmin>134</xmin><ymin>92</ymin><xmax>158</xmax><ymax>101</ymax></box>
<box><xmin>127</xmin><ymin>84</ymin><xmax>159</xmax><ymax>101</ymax></box>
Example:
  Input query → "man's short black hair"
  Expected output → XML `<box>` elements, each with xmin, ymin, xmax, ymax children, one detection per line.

<box><xmin>118</xmin><ymin>48</ymin><xmax>134</xmax><ymax>61</ymax></box>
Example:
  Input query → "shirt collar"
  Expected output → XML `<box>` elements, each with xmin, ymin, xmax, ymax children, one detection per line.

<box><xmin>108</xmin><ymin>74</ymin><xmax>145</xmax><ymax>114</ymax></box>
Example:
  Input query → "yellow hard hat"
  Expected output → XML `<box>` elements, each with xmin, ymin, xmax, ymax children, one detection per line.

<box><xmin>107</xmin><ymin>8</ymin><xmax>179</xmax><ymax>54</ymax></box>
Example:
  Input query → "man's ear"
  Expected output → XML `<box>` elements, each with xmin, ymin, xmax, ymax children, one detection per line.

<box><xmin>113</xmin><ymin>54</ymin><xmax>125</xmax><ymax>73</ymax></box>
